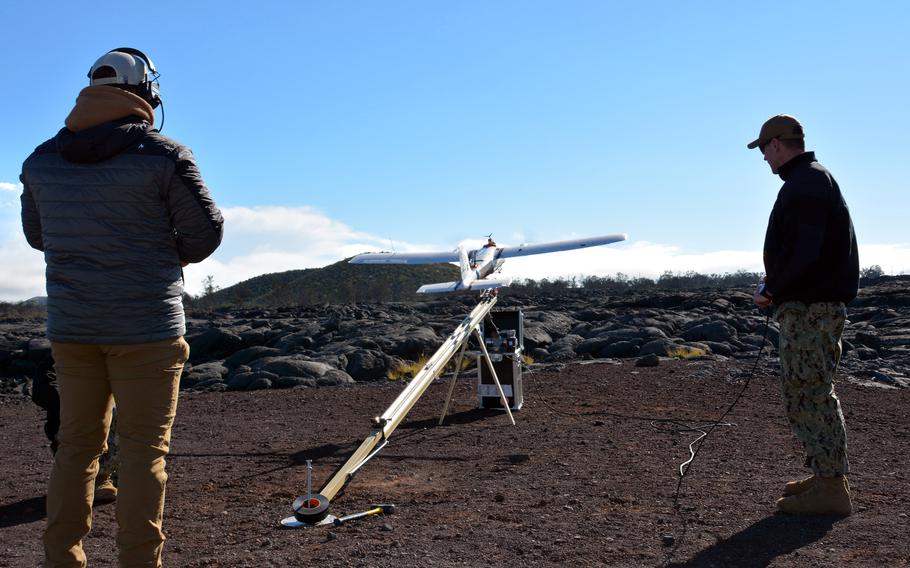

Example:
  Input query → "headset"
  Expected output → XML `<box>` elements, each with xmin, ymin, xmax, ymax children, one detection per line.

<box><xmin>88</xmin><ymin>47</ymin><xmax>162</xmax><ymax>110</ymax></box>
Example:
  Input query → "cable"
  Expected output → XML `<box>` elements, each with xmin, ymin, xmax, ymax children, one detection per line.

<box><xmin>671</xmin><ymin>311</ymin><xmax>771</xmax><ymax>506</ymax></box>
<box><xmin>541</xmin><ymin>404</ymin><xmax>737</xmax><ymax>479</ymax></box>
<box><xmin>652</xmin><ymin>419</ymin><xmax>734</xmax><ymax>477</ymax></box>
<box><xmin>535</xmin><ymin>311</ymin><xmax>771</xmax><ymax>483</ymax></box>
<box><xmin>528</xmin><ymin>312</ymin><xmax>772</xmax><ymax>568</ymax></box>
<box><xmin>157</xmin><ymin>98</ymin><xmax>165</xmax><ymax>133</ymax></box>
<box><xmin>657</xmin><ymin>311</ymin><xmax>771</xmax><ymax>568</ymax></box>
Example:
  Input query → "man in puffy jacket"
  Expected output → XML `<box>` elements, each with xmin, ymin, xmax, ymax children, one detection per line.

<box><xmin>20</xmin><ymin>47</ymin><xmax>223</xmax><ymax>567</ymax></box>
<box><xmin>749</xmin><ymin>114</ymin><xmax>859</xmax><ymax>517</ymax></box>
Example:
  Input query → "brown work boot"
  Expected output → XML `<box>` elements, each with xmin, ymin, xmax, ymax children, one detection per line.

<box><xmin>783</xmin><ymin>474</ymin><xmax>817</xmax><ymax>496</ymax></box>
<box><xmin>93</xmin><ymin>477</ymin><xmax>118</xmax><ymax>505</ymax></box>
<box><xmin>776</xmin><ymin>475</ymin><xmax>852</xmax><ymax>516</ymax></box>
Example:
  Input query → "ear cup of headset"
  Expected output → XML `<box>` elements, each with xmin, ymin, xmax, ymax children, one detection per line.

<box><xmin>138</xmin><ymin>80</ymin><xmax>161</xmax><ymax>109</ymax></box>
<box><xmin>113</xmin><ymin>47</ymin><xmax>161</xmax><ymax>109</ymax></box>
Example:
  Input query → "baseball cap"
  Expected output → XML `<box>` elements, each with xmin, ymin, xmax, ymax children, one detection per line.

<box><xmin>88</xmin><ymin>50</ymin><xmax>152</xmax><ymax>87</ymax></box>
<box><xmin>747</xmin><ymin>114</ymin><xmax>804</xmax><ymax>149</ymax></box>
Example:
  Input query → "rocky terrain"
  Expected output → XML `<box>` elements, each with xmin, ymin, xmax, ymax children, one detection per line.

<box><xmin>2</xmin><ymin>357</ymin><xmax>909</xmax><ymax>567</ymax></box>
<box><xmin>2</xmin><ymin>277</ymin><xmax>908</xmax><ymax>397</ymax></box>
<box><xmin>1</xmin><ymin>278</ymin><xmax>909</xmax><ymax>567</ymax></box>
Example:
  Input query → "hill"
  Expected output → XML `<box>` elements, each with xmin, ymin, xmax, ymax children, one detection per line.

<box><xmin>198</xmin><ymin>258</ymin><xmax>461</xmax><ymax>308</ymax></box>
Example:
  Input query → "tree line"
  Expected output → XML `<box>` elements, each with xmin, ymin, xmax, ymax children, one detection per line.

<box><xmin>507</xmin><ymin>264</ymin><xmax>888</xmax><ymax>294</ymax></box>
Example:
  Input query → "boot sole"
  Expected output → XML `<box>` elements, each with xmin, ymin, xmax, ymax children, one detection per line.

<box><xmin>776</xmin><ymin>507</ymin><xmax>852</xmax><ymax>517</ymax></box>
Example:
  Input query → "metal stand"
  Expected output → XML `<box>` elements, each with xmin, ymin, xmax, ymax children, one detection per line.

<box><xmin>438</xmin><ymin>326</ymin><xmax>517</xmax><ymax>424</ymax></box>
<box><xmin>283</xmin><ymin>291</ymin><xmax>515</xmax><ymax>527</ymax></box>
<box><xmin>438</xmin><ymin>341</ymin><xmax>470</xmax><ymax>425</ymax></box>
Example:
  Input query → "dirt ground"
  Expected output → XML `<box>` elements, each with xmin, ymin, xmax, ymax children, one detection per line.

<box><xmin>1</xmin><ymin>357</ymin><xmax>908</xmax><ymax>567</ymax></box>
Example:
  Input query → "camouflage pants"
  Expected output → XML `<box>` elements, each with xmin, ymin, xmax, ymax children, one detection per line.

<box><xmin>776</xmin><ymin>301</ymin><xmax>849</xmax><ymax>477</ymax></box>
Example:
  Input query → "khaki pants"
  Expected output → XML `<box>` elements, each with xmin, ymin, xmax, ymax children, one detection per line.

<box><xmin>45</xmin><ymin>337</ymin><xmax>189</xmax><ymax>568</ymax></box>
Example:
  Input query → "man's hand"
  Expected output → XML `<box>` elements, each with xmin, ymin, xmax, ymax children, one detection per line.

<box><xmin>753</xmin><ymin>281</ymin><xmax>772</xmax><ymax>308</ymax></box>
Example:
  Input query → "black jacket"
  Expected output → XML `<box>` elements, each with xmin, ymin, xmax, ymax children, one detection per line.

<box><xmin>763</xmin><ymin>152</ymin><xmax>859</xmax><ymax>305</ymax></box>
<box><xmin>20</xmin><ymin>117</ymin><xmax>223</xmax><ymax>343</ymax></box>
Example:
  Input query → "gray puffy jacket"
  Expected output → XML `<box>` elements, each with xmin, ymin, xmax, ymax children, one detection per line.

<box><xmin>20</xmin><ymin>117</ymin><xmax>223</xmax><ymax>344</ymax></box>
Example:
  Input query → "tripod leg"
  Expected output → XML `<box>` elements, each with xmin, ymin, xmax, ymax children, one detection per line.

<box><xmin>438</xmin><ymin>339</ymin><xmax>470</xmax><ymax>425</ymax></box>
<box><xmin>474</xmin><ymin>329</ymin><xmax>515</xmax><ymax>426</ymax></box>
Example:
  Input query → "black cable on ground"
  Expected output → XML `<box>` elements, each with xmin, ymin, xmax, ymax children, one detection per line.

<box><xmin>670</xmin><ymin>312</ymin><xmax>772</xmax><ymax>506</ymax></box>
<box><xmin>660</xmin><ymin>311</ymin><xmax>772</xmax><ymax>567</ymax></box>
<box><xmin>528</xmin><ymin>312</ymin><xmax>773</xmax><ymax>566</ymax></box>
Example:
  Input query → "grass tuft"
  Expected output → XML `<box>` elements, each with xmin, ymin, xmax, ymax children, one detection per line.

<box><xmin>387</xmin><ymin>358</ymin><xmax>428</xmax><ymax>381</ymax></box>
<box><xmin>387</xmin><ymin>355</ymin><xmax>475</xmax><ymax>381</ymax></box>
<box><xmin>667</xmin><ymin>345</ymin><xmax>707</xmax><ymax>359</ymax></box>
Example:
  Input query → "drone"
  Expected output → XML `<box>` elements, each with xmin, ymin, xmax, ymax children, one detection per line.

<box><xmin>349</xmin><ymin>233</ymin><xmax>628</xmax><ymax>293</ymax></box>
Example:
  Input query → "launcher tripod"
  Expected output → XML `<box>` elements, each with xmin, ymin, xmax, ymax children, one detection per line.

<box><xmin>280</xmin><ymin>291</ymin><xmax>515</xmax><ymax>528</ymax></box>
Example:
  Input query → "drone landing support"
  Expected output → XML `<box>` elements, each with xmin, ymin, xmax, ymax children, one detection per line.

<box><xmin>282</xmin><ymin>292</ymin><xmax>515</xmax><ymax>528</ymax></box>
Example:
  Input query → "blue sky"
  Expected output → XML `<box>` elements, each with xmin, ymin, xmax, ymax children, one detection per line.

<box><xmin>1</xmin><ymin>2</ymin><xmax>908</xmax><ymax>300</ymax></box>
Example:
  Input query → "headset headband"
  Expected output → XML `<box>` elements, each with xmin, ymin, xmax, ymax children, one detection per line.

<box><xmin>109</xmin><ymin>47</ymin><xmax>157</xmax><ymax>76</ymax></box>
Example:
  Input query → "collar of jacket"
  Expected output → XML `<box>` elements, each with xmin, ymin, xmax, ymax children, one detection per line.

<box><xmin>777</xmin><ymin>151</ymin><xmax>816</xmax><ymax>181</ymax></box>
<box><xmin>55</xmin><ymin>117</ymin><xmax>152</xmax><ymax>164</ymax></box>
<box><xmin>64</xmin><ymin>86</ymin><xmax>154</xmax><ymax>132</ymax></box>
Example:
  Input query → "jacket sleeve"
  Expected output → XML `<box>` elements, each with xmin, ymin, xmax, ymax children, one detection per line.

<box><xmin>765</xmin><ymin>189</ymin><xmax>826</xmax><ymax>300</ymax></box>
<box><xmin>20</xmin><ymin>176</ymin><xmax>44</xmax><ymax>252</ymax></box>
<box><xmin>166</xmin><ymin>146</ymin><xmax>224</xmax><ymax>263</ymax></box>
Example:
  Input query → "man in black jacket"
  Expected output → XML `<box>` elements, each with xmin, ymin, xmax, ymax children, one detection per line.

<box><xmin>749</xmin><ymin>114</ymin><xmax>859</xmax><ymax>516</ymax></box>
<box><xmin>21</xmin><ymin>48</ymin><xmax>223</xmax><ymax>567</ymax></box>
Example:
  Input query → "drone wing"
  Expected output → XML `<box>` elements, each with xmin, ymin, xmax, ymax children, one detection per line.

<box><xmin>497</xmin><ymin>233</ymin><xmax>627</xmax><ymax>259</ymax></box>
<box><xmin>349</xmin><ymin>250</ymin><xmax>460</xmax><ymax>264</ymax></box>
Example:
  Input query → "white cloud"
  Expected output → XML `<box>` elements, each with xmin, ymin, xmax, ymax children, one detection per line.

<box><xmin>857</xmin><ymin>243</ymin><xmax>910</xmax><ymax>275</ymax></box>
<box><xmin>498</xmin><ymin>241</ymin><xmax>765</xmax><ymax>283</ymax></box>
<box><xmin>0</xmin><ymin>238</ymin><xmax>46</xmax><ymax>302</ymax></box>
<box><xmin>0</xmin><ymin>182</ymin><xmax>45</xmax><ymax>301</ymax></box>
<box><xmin>179</xmin><ymin>205</ymin><xmax>433</xmax><ymax>296</ymax></box>
<box><xmin>0</xmin><ymin>182</ymin><xmax>22</xmax><ymax>212</ymax></box>
<box><xmin>223</xmin><ymin>205</ymin><xmax>371</xmax><ymax>241</ymax></box>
